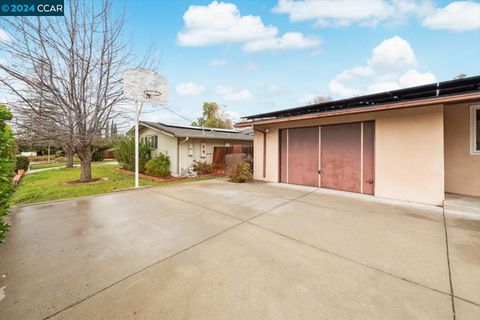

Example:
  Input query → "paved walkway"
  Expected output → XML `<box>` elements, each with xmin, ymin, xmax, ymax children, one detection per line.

<box><xmin>0</xmin><ymin>179</ymin><xmax>478</xmax><ymax>319</ymax></box>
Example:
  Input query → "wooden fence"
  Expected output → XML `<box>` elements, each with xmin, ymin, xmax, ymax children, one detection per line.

<box><xmin>213</xmin><ymin>145</ymin><xmax>253</xmax><ymax>173</ymax></box>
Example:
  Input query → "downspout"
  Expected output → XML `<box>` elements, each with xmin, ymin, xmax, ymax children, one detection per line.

<box><xmin>178</xmin><ymin>137</ymin><xmax>189</xmax><ymax>176</ymax></box>
<box><xmin>255</xmin><ymin>128</ymin><xmax>269</xmax><ymax>178</ymax></box>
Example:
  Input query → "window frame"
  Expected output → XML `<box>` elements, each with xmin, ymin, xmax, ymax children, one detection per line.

<box><xmin>145</xmin><ymin>135</ymin><xmax>158</xmax><ymax>150</ymax></box>
<box><xmin>470</xmin><ymin>105</ymin><xmax>480</xmax><ymax>155</ymax></box>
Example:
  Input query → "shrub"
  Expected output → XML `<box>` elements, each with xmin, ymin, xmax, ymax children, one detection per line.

<box><xmin>145</xmin><ymin>153</ymin><xmax>171</xmax><ymax>178</ymax></box>
<box><xmin>92</xmin><ymin>146</ymin><xmax>107</xmax><ymax>162</ymax></box>
<box><xmin>55</xmin><ymin>150</ymin><xmax>65</xmax><ymax>157</ymax></box>
<box><xmin>192</xmin><ymin>160</ymin><xmax>214</xmax><ymax>175</ymax></box>
<box><xmin>55</xmin><ymin>156</ymin><xmax>67</xmax><ymax>163</ymax></box>
<box><xmin>225</xmin><ymin>153</ymin><xmax>245</xmax><ymax>176</ymax></box>
<box><xmin>114</xmin><ymin>135</ymin><xmax>151</xmax><ymax>173</ymax></box>
<box><xmin>228</xmin><ymin>161</ymin><xmax>253</xmax><ymax>183</ymax></box>
<box><xmin>0</xmin><ymin>104</ymin><xmax>15</xmax><ymax>243</ymax></box>
<box><xmin>28</xmin><ymin>155</ymin><xmax>51</xmax><ymax>161</ymax></box>
<box><xmin>15</xmin><ymin>156</ymin><xmax>30</xmax><ymax>172</ymax></box>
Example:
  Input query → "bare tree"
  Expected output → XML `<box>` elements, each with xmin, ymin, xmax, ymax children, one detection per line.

<box><xmin>0</xmin><ymin>1</ymin><xmax>137</xmax><ymax>181</ymax></box>
<box><xmin>310</xmin><ymin>96</ymin><xmax>333</xmax><ymax>104</ymax></box>
<box><xmin>454</xmin><ymin>74</ymin><xmax>467</xmax><ymax>80</ymax></box>
<box><xmin>13</xmin><ymin>99</ymin><xmax>76</xmax><ymax>167</ymax></box>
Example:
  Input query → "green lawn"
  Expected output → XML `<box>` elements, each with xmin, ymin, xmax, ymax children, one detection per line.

<box><xmin>29</xmin><ymin>159</ymin><xmax>116</xmax><ymax>170</ymax></box>
<box><xmin>12</xmin><ymin>164</ymin><xmax>213</xmax><ymax>205</ymax></box>
<box><xmin>29</xmin><ymin>161</ymin><xmax>80</xmax><ymax>170</ymax></box>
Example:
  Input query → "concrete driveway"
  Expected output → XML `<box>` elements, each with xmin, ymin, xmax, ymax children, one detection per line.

<box><xmin>0</xmin><ymin>179</ymin><xmax>478</xmax><ymax>320</ymax></box>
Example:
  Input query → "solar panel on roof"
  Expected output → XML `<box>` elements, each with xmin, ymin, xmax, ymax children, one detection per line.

<box><xmin>243</xmin><ymin>76</ymin><xmax>480</xmax><ymax>121</ymax></box>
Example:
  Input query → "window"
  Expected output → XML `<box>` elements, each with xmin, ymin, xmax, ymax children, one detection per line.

<box><xmin>471</xmin><ymin>105</ymin><xmax>480</xmax><ymax>155</ymax></box>
<box><xmin>145</xmin><ymin>135</ymin><xmax>158</xmax><ymax>150</ymax></box>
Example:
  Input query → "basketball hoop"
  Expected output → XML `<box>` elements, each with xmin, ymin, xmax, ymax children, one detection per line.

<box><xmin>144</xmin><ymin>90</ymin><xmax>162</xmax><ymax>100</ymax></box>
<box><xmin>123</xmin><ymin>68</ymin><xmax>169</xmax><ymax>188</ymax></box>
<box><xmin>124</xmin><ymin>68</ymin><xmax>168</xmax><ymax>105</ymax></box>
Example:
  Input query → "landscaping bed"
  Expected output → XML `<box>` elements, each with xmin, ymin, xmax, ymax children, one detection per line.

<box><xmin>116</xmin><ymin>167</ymin><xmax>222</xmax><ymax>183</ymax></box>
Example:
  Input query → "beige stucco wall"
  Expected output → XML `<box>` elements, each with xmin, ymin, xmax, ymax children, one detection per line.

<box><xmin>253</xmin><ymin>129</ymin><xmax>279</xmax><ymax>181</ymax></box>
<box><xmin>139</xmin><ymin>127</ymin><xmax>178</xmax><ymax>175</ymax></box>
<box><xmin>178</xmin><ymin>138</ymin><xmax>251</xmax><ymax>175</ymax></box>
<box><xmin>375</xmin><ymin>106</ymin><xmax>444</xmax><ymax>205</ymax></box>
<box><xmin>444</xmin><ymin>102</ymin><xmax>480</xmax><ymax>196</ymax></box>
<box><xmin>253</xmin><ymin>105</ymin><xmax>445</xmax><ymax>205</ymax></box>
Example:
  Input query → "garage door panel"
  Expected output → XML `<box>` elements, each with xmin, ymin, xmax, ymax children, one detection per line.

<box><xmin>321</xmin><ymin>123</ymin><xmax>361</xmax><ymax>193</ymax></box>
<box><xmin>279</xmin><ymin>129</ymin><xmax>288</xmax><ymax>183</ymax></box>
<box><xmin>363</xmin><ymin>121</ymin><xmax>375</xmax><ymax>195</ymax></box>
<box><xmin>287</xmin><ymin>127</ymin><xmax>319</xmax><ymax>187</ymax></box>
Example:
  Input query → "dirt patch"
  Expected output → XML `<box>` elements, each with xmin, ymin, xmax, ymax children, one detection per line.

<box><xmin>63</xmin><ymin>177</ymin><xmax>108</xmax><ymax>185</ymax></box>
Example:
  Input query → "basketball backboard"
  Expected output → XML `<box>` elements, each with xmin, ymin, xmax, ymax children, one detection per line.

<box><xmin>123</xmin><ymin>68</ymin><xmax>168</xmax><ymax>105</ymax></box>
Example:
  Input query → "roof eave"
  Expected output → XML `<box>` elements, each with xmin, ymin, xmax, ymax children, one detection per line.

<box><xmin>138</xmin><ymin>122</ymin><xmax>176</xmax><ymax>137</ymax></box>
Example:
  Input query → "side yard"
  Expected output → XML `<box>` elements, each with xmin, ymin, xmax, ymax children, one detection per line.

<box><xmin>11</xmin><ymin>163</ymin><xmax>214</xmax><ymax>205</ymax></box>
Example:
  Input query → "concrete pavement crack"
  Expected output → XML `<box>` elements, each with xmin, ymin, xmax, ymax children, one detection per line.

<box><xmin>442</xmin><ymin>206</ymin><xmax>456</xmax><ymax>320</ymax></box>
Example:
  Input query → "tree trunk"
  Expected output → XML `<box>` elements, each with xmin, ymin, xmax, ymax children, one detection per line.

<box><xmin>64</xmin><ymin>146</ymin><xmax>74</xmax><ymax>168</ymax></box>
<box><xmin>77</xmin><ymin>147</ymin><xmax>93</xmax><ymax>182</ymax></box>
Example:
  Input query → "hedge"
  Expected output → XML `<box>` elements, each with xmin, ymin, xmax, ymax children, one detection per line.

<box><xmin>0</xmin><ymin>104</ymin><xmax>15</xmax><ymax>243</ymax></box>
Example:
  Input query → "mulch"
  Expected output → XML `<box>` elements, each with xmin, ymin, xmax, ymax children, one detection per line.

<box><xmin>116</xmin><ymin>168</ymin><xmax>222</xmax><ymax>183</ymax></box>
<box><xmin>63</xmin><ymin>177</ymin><xmax>109</xmax><ymax>185</ymax></box>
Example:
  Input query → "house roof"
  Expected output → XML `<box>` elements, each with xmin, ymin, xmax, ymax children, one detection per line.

<box><xmin>139</xmin><ymin>121</ymin><xmax>253</xmax><ymax>141</ymax></box>
<box><xmin>236</xmin><ymin>75</ymin><xmax>480</xmax><ymax>127</ymax></box>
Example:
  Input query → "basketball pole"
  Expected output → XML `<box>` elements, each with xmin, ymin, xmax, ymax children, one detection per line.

<box><xmin>134</xmin><ymin>100</ymin><xmax>143</xmax><ymax>189</ymax></box>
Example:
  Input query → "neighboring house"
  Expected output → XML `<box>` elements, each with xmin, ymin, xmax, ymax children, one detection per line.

<box><xmin>138</xmin><ymin>121</ymin><xmax>253</xmax><ymax>176</ymax></box>
<box><xmin>236</xmin><ymin>76</ymin><xmax>480</xmax><ymax>206</ymax></box>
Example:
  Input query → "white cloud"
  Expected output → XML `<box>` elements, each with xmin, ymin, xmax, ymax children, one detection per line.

<box><xmin>368</xmin><ymin>35</ymin><xmax>417</xmax><ymax>70</ymax></box>
<box><xmin>177</xmin><ymin>1</ymin><xmax>320</xmax><ymax>52</ymax></box>
<box><xmin>243</xmin><ymin>32</ymin><xmax>320</xmax><ymax>52</ymax></box>
<box><xmin>176</xmin><ymin>82</ymin><xmax>205</xmax><ymax>96</ymax></box>
<box><xmin>335</xmin><ymin>66</ymin><xmax>373</xmax><ymax>81</ymax></box>
<box><xmin>328</xmin><ymin>80</ymin><xmax>362</xmax><ymax>98</ymax></box>
<box><xmin>274</xmin><ymin>0</ymin><xmax>399</xmax><ymax>27</ymax></box>
<box><xmin>215</xmin><ymin>85</ymin><xmax>253</xmax><ymax>101</ymax></box>
<box><xmin>273</xmin><ymin>0</ymin><xmax>480</xmax><ymax>32</ymax></box>
<box><xmin>367</xmin><ymin>81</ymin><xmax>401</xmax><ymax>94</ymax></box>
<box><xmin>0</xmin><ymin>29</ymin><xmax>13</xmax><ymax>44</ymax></box>
<box><xmin>178</xmin><ymin>1</ymin><xmax>276</xmax><ymax>46</ymax></box>
<box><xmin>209</xmin><ymin>59</ymin><xmax>227</xmax><ymax>67</ymax></box>
<box><xmin>398</xmin><ymin>69</ymin><xmax>437</xmax><ymax>87</ymax></box>
<box><xmin>328</xmin><ymin>36</ymin><xmax>436</xmax><ymax>97</ymax></box>
<box><xmin>422</xmin><ymin>1</ymin><xmax>480</xmax><ymax>32</ymax></box>
<box><xmin>224</xmin><ymin>109</ymin><xmax>241</xmax><ymax>122</ymax></box>
<box><xmin>366</xmin><ymin>69</ymin><xmax>436</xmax><ymax>94</ymax></box>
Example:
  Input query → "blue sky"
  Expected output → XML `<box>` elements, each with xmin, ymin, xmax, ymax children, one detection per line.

<box><xmin>3</xmin><ymin>0</ymin><xmax>480</xmax><ymax>126</ymax></box>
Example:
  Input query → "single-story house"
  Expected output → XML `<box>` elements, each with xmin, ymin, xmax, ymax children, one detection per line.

<box><xmin>236</xmin><ymin>76</ymin><xmax>480</xmax><ymax>206</ymax></box>
<box><xmin>138</xmin><ymin>121</ymin><xmax>253</xmax><ymax>176</ymax></box>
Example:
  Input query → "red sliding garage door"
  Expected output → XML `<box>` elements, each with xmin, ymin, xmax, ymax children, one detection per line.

<box><xmin>279</xmin><ymin>127</ymin><xmax>319</xmax><ymax>187</ymax></box>
<box><xmin>279</xmin><ymin>121</ymin><xmax>374</xmax><ymax>194</ymax></box>
<box><xmin>320</xmin><ymin>123</ymin><xmax>361</xmax><ymax>193</ymax></box>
